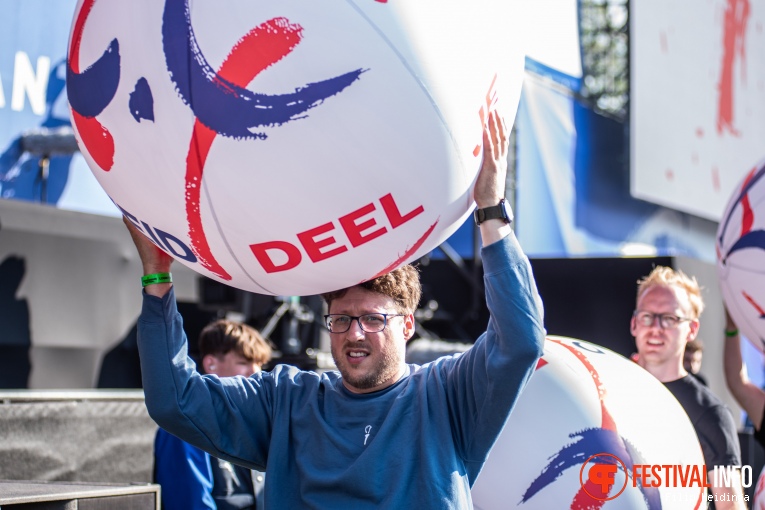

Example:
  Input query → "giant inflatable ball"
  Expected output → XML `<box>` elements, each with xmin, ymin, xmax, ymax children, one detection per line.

<box><xmin>754</xmin><ymin>466</ymin><xmax>765</xmax><ymax>510</ymax></box>
<box><xmin>754</xmin><ymin>465</ymin><xmax>765</xmax><ymax>510</ymax></box>
<box><xmin>717</xmin><ymin>158</ymin><xmax>765</xmax><ymax>352</ymax></box>
<box><xmin>67</xmin><ymin>0</ymin><xmax>527</xmax><ymax>295</ymax></box>
<box><xmin>472</xmin><ymin>337</ymin><xmax>706</xmax><ymax>509</ymax></box>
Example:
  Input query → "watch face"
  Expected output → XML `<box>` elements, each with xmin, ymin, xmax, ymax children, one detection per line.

<box><xmin>501</xmin><ymin>200</ymin><xmax>513</xmax><ymax>222</ymax></box>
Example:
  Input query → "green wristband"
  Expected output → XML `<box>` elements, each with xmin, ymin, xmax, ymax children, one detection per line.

<box><xmin>141</xmin><ymin>272</ymin><xmax>172</xmax><ymax>287</ymax></box>
<box><xmin>725</xmin><ymin>329</ymin><xmax>739</xmax><ymax>338</ymax></box>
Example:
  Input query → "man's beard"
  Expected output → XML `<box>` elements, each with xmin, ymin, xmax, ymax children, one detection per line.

<box><xmin>332</xmin><ymin>344</ymin><xmax>401</xmax><ymax>391</ymax></box>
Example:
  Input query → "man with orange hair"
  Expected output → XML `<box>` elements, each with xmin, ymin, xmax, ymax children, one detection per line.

<box><xmin>631</xmin><ymin>266</ymin><xmax>745</xmax><ymax>509</ymax></box>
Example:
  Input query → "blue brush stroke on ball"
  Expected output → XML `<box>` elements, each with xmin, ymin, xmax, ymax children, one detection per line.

<box><xmin>522</xmin><ymin>428</ymin><xmax>661</xmax><ymax>509</ymax></box>
<box><xmin>129</xmin><ymin>77</ymin><xmax>155</xmax><ymax>122</ymax></box>
<box><xmin>161</xmin><ymin>0</ymin><xmax>364</xmax><ymax>140</ymax></box>
<box><xmin>67</xmin><ymin>38</ymin><xmax>121</xmax><ymax>118</ymax></box>
<box><xmin>725</xmin><ymin>230</ymin><xmax>765</xmax><ymax>262</ymax></box>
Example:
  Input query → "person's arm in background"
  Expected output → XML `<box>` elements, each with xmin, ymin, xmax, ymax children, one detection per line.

<box><xmin>722</xmin><ymin>306</ymin><xmax>765</xmax><ymax>431</ymax></box>
<box><xmin>155</xmin><ymin>428</ymin><xmax>217</xmax><ymax>510</ymax></box>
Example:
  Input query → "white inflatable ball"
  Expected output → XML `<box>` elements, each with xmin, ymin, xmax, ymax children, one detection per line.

<box><xmin>754</xmin><ymin>465</ymin><xmax>765</xmax><ymax>510</ymax></box>
<box><xmin>472</xmin><ymin>337</ymin><xmax>706</xmax><ymax>509</ymax></box>
<box><xmin>67</xmin><ymin>0</ymin><xmax>527</xmax><ymax>295</ymax></box>
<box><xmin>717</xmin><ymin>158</ymin><xmax>765</xmax><ymax>352</ymax></box>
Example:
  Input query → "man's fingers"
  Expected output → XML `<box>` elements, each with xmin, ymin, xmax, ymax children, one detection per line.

<box><xmin>484</xmin><ymin>111</ymin><xmax>509</xmax><ymax>161</ymax></box>
<box><xmin>498</xmin><ymin>113</ymin><xmax>508</xmax><ymax>149</ymax></box>
<box><xmin>490</xmin><ymin>111</ymin><xmax>500</xmax><ymax>153</ymax></box>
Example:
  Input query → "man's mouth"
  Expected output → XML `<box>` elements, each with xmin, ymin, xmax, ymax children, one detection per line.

<box><xmin>345</xmin><ymin>349</ymin><xmax>371</xmax><ymax>365</ymax></box>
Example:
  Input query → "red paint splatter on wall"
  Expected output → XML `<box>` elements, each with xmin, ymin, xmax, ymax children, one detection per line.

<box><xmin>717</xmin><ymin>0</ymin><xmax>750</xmax><ymax>136</ymax></box>
<box><xmin>739</xmin><ymin>166</ymin><xmax>757</xmax><ymax>235</ymax></box>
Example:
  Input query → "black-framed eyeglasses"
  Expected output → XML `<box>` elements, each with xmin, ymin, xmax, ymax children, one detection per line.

<box><xmin>633</xmin><ymin>310</ymin><xmax>692</xmax><ymax>330</ymax></box>
<box><xmin>323</xmin><ymin>313</ymin><xmax>405</xmax><ymax>333</ymax></box>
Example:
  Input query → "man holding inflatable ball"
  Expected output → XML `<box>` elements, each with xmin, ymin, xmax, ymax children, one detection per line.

<box><xmin>126</xmin><ymin>110</ymin><xmax>545</xmax><ymax>508</ymax></box>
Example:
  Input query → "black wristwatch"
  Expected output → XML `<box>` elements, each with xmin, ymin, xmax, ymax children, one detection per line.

<box><xmin>473</xmin><ymin>198</ymin><xmax>513</xmax><ymax>226</ymax></box>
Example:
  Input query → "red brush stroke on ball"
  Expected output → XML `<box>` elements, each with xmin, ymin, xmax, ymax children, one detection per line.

<box><xmin>71</xmin><ymin>112</ymin><xmax>115</xmax><ymax>171</ymax></box>
<box><xmin>367</xmin><ymin>220</ymin><xmax>439</xmax><ymax>281</ymax></box>
<box><xmin>184</xmin><ymin>18</ymin><xmax>303</xmax><ymax>280</ymax></box>
<box><xmin>549</xmin><ymin>338</ymin><xmax>704</xmax><ymax>509</ymax></box>
<box><xmin>68</xmin><ymin>0</ymin><xmax>115</xmax><ymax>171</ymax></box>
<box><xmin>743</xmin><ymin>290</ymin><xmax>765</xmax><ymax>317</ymax></box>
<box><xmin>550</xmin><ymin>339</ymin><xmax>620</xmax><ymax>510</ymax></box>
<box><xmin>739</xmin><ymin>166</ymin><xmax>757</xmax><ymax>237</ymax></box>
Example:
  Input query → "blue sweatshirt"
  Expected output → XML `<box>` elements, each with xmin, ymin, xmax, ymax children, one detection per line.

<box><xmin>137</xmin><ymin>233</ymin><xmax>545</xmax><ymax>509</ymax></box>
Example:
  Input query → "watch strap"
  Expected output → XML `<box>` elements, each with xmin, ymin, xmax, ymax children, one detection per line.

<box><xmin>473</xmin><ymin>199</ymin><xmax>512</xmax><ymax>226</ymax></box>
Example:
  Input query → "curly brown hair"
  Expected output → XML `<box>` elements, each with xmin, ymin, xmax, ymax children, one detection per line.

<box><xmin>198</xmin><ymin>319</ymin><xmax>273</xmax><ymax>367</ymax></box>
<box><xmin>321</xmin><ymin>264</ymin><xmax>422</xmax><ymax>315</ymax></box>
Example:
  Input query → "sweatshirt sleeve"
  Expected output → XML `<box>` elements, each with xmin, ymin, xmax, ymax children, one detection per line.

<box><xmin>441</xmin><ymin>231</ymin><xmax>545</xmax><ymax>476</ymax></box>
<box><xmin>137</xmin><ymin>288</ymin><xmax>271</xmax><ymax>471</ymax></box>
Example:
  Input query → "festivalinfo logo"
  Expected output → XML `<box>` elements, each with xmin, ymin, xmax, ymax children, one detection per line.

<box><xmin>580</xmin><ymin>453</ymin><xmax>753</xmax><ymax>505</ymax></box>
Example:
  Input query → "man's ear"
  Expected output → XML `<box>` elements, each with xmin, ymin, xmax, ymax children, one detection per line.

<box><xmin>687</xmin><ymin>319</ymin><xmax>700</xmax><ymax>342</ymax></box>
<box><xmin>403</xmin><ymin>313</ymin><xmax>416</xmax><ymax>342</ymax></box>
<box><xmin>629</xmin><ymin>315</ymin><xmax>638</xmax><ymax>337</ymax></box>
<box><xmin>202</xmin><ymin>354</ymin><xmax>219</xmax><ymax>375</ymax></box>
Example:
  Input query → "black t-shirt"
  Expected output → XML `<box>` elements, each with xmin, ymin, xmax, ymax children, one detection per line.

<box><xmin>664</xmin><ymin>375</ymin><xmax>741</xmax><ymax>468</ymax></box>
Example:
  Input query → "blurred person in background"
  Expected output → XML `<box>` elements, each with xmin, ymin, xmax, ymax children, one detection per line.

<box><xmin>154</xmin><ymin>319</ymin><xmax>272</xmax><ymax>510</ymax></box>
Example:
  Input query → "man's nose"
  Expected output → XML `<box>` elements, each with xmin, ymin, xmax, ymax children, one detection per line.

<box><xmin>347</xmin><ymin>318</ymin><xmax>365</xmax><ymax>339</ymax></box>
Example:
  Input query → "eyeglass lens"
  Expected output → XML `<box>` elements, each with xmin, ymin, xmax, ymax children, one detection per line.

<box><xmin>636</xmin><ymin>312</ymin><xmax>681</xmax><ymax>329</ymax></box>
<box><xmin>326</xmin><ymin>314</ymin><xmax>388</xmax><ymax>333</ymax></box>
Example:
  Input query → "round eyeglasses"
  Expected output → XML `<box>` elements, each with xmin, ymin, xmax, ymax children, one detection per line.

<box><xmin>324</xmin><ymin>313</ymin><xmax>404</xmax><ymax>333</ymax></box>
<box><xmin>633</xmin><ymin>310</ymin><xmax>692</xmax><ymax>330</ymax></box>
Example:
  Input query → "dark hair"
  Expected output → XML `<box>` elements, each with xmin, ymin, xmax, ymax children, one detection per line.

<box><xmin>198</xmin><ymin>319</ymin><xmax>272</xmax><ymax>366</ymax></box>
<box><xmin>321</xmin><ymin>264</ymin><xmax>422</xmax><ymax>315</ymax></box>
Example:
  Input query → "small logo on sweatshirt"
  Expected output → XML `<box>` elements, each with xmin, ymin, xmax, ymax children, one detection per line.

<box><xmin>364</xmin><ymin>425</ymin><xmax>372</xmax><ymax>445</ymax></box>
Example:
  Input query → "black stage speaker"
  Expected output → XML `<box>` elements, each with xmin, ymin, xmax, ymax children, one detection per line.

<box><xmin>0</xmin><ymin>390</ymin><xmax>156</xmax><ymax>484</ymax></box>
